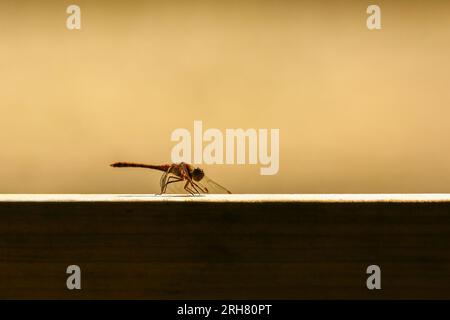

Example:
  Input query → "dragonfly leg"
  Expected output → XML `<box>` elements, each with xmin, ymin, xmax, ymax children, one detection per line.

<box><xmin>161</xmin><ymin>176</ymin><xmax>183</xmax><ymax>194</ymax></box>
<box><xmin>184</xmin><ymin>181</ymin><xmax>196</xmax><ymax>195</ymax></box>
<box><xmin>191</xmin><ymin>181</ymin><xmax>207</xmax><ymax>194</ymax></box>
<box><xmin>159</xmin><ymin>165</ymin><xmax>175</xmax><ymax>194</ymax></box>
<box><xmin>189</xmin><ymin>182</ymin><xmax>201</xmax><ymax>194</ymax></box>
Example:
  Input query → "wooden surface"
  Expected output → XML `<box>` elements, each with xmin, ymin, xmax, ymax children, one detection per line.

<box><xmin>0</xmin><ymin>194</ymin><xmax>450</xmax><ymax>299</ymax></box>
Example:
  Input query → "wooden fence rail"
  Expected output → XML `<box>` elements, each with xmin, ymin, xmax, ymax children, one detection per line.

<box><xmin>0</xmin><ymin>194</ymin><xmax>449</xmax><ymax>299</ymax></box>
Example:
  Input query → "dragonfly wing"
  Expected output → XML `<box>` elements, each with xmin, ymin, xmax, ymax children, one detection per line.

<box><xmin>198</xmin><ymin>176</ymin><xmax>232</xmax><ymax>194</ymax></box>
<box><xmin>159</xmin><ymin>171</ymin><xmax>168</xmax><ymax>190</ymax></box>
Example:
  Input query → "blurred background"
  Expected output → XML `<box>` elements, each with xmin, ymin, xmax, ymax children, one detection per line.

<box><xmin>1</xmin><ymin>0</ymin><xmax>450</xmax><ymax>194</ymax></box>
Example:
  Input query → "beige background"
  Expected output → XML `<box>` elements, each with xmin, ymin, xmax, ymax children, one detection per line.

<box><xmin>1</xmin><ymin>0</ymin><xmax>450</xmax><ymax>194</ymax></box>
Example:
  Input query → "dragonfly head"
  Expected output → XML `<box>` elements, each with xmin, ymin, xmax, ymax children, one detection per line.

<box><xmin>192</xmin><ymin>167</ymin><xmax>205</xmax><ymax>181</ymax></box>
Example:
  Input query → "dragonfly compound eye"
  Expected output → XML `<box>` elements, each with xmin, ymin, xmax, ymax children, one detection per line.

<box><xmin>192</xmin><ymin>168</ymin><xmax>205</xmax><ymax>181</ymax></box>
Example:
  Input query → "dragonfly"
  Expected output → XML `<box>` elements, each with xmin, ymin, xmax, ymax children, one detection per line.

<box><xmin>110</xmin><ymin>162</ymin><xmax>232</xmax><ymax>195</ymax></box>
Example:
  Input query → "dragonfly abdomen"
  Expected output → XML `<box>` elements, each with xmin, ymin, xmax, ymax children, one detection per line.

<box><xmin>111</xmin><ymin>162</ymin><xmax>171</xmax><ymax>172</ymax></box>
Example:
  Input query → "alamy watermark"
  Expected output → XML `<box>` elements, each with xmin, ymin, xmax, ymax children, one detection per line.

<box><xmin>66</xmin><ymin>265</ymin><xmax>81</xmax><ymax>290</ymax></box>
<box><xmin>367</xmin><ymin>5</ymin><xmax>381</xmax><ymax>30</ymax></box>
<box><xmin>366</xmin><ymin>265</ymin><xmax>381</xmax><ymax>290</ymax></box>
<box><xmin>170</xmin><ymin>121</ymin><xmax>280</xmax><ymax>175</ymax></box>
<box><xmin>66</xmin><ymin>4</ymin><xmax>81</xmax><ymax>30</ymax></box>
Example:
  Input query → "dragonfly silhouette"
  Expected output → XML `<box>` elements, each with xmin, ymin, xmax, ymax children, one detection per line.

<box><xmin>111</xmin><ymin>162</ymin><xmax>232</xmax><ymax>195</ymax></box>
